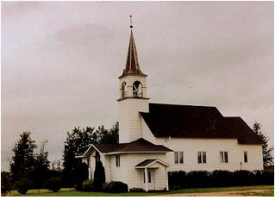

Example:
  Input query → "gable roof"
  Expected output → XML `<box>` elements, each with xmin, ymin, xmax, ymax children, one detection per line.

<box><xmin>140</xmin><ymin>103</ymin><xmax>263</xmax><ymax>145</ymax></box>
<box><xmin>135</xmin><ymin>159</ymin><xmax>170</xmax><ymax>168</ymax></box>
<box><xmin>92</xmin><ymin>138</ymin><xmax>172</xmax><ymax>155</ymax></box>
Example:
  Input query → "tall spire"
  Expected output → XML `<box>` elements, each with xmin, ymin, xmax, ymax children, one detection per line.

<box><xmin>121</xmin><ymin>15</ymin><xmax>146</xmax><ymax>77</ymax></box>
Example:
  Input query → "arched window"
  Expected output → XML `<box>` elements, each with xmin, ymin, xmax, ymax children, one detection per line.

<box><xmin>133</xmin><ymin>81</ymin><xmax>143</xmax><ymax>98</ymax></box>
<box><xmin>122</xmin><ymin>81</ymin><xmax>127</xmax><ymax>98</ymax></box>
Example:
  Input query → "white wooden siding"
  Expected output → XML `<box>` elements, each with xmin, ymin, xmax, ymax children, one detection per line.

<box><xmin>118</xmin><ymin>74</ymin><xmax>149</xmax><ymax>144</ymax></box>
<box><xmin>118</xmin><ymin>98</ymin><xmax>149</xmax><ymax>143</ymax></box>
<box><xmin>156</xmin><ymin>138</ymin><xmax>263</xmax><ymax>172</ymax></box>
<box><xmin>141</xmin><ymin>118</ymin><xmax>156</xmax><ymax>144</ymax></box>
<box><xmin>108</xmin><ymin>153</ymin><xmax>167</xmax><ymax>190</ymax></box>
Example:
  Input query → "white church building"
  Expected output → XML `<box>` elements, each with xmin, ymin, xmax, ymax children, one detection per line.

<box><xmin>78</xmin><ymin>22</ymin><xmax>263</xmax><ymax>191</ymax></box>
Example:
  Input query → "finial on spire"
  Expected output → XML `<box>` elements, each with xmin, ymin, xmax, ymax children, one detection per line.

<box><xmin>130</xmin><ymin>15</ymin><xmax>133</xmax><ymax>29</ymax></box>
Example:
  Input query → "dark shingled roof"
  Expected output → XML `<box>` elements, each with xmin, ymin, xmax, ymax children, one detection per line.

<box><xmin>140</xmin><ymin>103</ymin><xmax>263</xmax><ymax>145</ymax></box>
<box><xmin>136</xmin><ymin>159</ymin><xmax>157</xmax><ymax>167</ymax></box>
<box><xmin>135</xmin><ymin>159</ymin><xmax>170</xmax><ymax>168</ymax></box>
<box><xmin>93</xmin><ymin>138</ymin><xmax>172</xmax><ymax>153</ymax></box>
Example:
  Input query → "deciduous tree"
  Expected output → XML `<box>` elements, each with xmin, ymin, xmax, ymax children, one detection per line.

<box><xmin>62</xmin><ymin>123</ymin><xmax>119</xmax><ymax>187</ymax></box>
<box><xmin>1</xmin><ymin>171</ymin><xmax>12</xmax><ymax>195</ymax></box>
<box><xmin>253</xmin><ymin>121</ymin><xmax>273</xmax><ymax>167</ymax></box>
<box><xmin>30</xmin><ymin>140</ymin><xmax>50</xmax><ymax>192</ymax></box>
<box><xmin>63</xmin><ymin>127</ymin><xmax>95</xmax><ymax>187</ymax></box>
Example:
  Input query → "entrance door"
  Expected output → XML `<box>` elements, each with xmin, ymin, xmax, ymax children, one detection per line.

<box><xmin>145</xmin><ymin>169</ymin><xmax>155</xmax><ymax>191</ymax></box>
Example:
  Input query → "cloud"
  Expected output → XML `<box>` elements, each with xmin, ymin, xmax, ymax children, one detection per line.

<box><xmin>1</xmin><ymin>2</ymin><xmax>273</xmax><ymax>171</ymax></box>
<box><xmin>2</xmin><ymin>2</ymin><xmax>43</xmax><ymax>20</ymax></box>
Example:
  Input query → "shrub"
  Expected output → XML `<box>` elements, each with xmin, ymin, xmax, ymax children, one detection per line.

<box><xmin>187</xmin><ymin>171</ymin><xmax>210</xmax><ymax>188</ymax></box>
<box><xmin>15</xmin><ymin>178</ymin><xmax>32</xmax><ymax>194</ymax></box>
<box><xmin>102</xmin><ymin>182</ymin><xmax>111</xmax><ymax>192</ymax></box>
<box><xmin>82</xmin><ymin>179</ymin><xmax>94</xmax><ymax>191</ymax></box>
<box><xmin>45</xmin><ymin>177</ymin><xmax>62</xmax><ymax>192</ymax></box>
<box><xmin>254</xmin><ymin>170</ymin><xmax>274</xmax><ymax>185</ymax></box>
<box><xmin>93</xmin><ymin>161</ymin><xmax>106</xmax><ymax>191</ymax></box>
<box><xmin>168</xmin><ymin>171</ymin><xmax>187</xmax><ymax>189</ymax></box>
<box><xmin>254</xmin><ymin>170</ymin><xmax>264</xmax><ymax>185</ymax></box>
<box><xmin>232</xmin><ymin>170</ymin><xmax>255</xmax><ymax>186</ymax></box>
<box><xmin>261</xmin><ymin>170</ymin><xmax>274</xmax><ymax>185</ymax></box>
<box><xmin>103</xmin><ymin>181</ymin><xmax>128</xmax><ymax>193</ymax></box>
<box><xmin>74</xmin><ymin>184</ymin><xmax>82</xmax><ymax>191</ymax></box>
<box><xmin>1</xmin><ymin>171</ymin><xmax>12</xmax><ymax>195</ymax></box>
<box><xmin>211</xmin><ymin>170</ymin><xmax>232</xmax><ymax>187</ymax></box>
<box><xmin>168</xmin><ymin>170</ymin><xmax>273</xmax><ymax>190</ymax></box>
<box><xmin>129</xmin><ymin>187</ymin><xmax>145</xmax><ymax>192</ymax></box>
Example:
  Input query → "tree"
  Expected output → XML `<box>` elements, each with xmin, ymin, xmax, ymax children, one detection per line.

<box><xmin>62</xmin><ymin>123</ymin><xmax>119</xmax><ymax>187</ymax></box>
<box><xmin>93</xmin><ymin>160</ymin><xmax>106</xmax><ymax>191</ymax></box>
<box><xmin>51</xmin><ymin>160</ymin><xmax>62</xmax><ymax>172</ymax></box>
<box><xmin>105</xmin><ymin>122</ymin><xmax>119</xmax><ymax>144</ymax></box>
<box><xmin>94</xmin><ymin>122</ymin><xmax>119</xmax><ymax>144</ymax></box>
<box><xmin>30</xmin><ymin>140</ymin><xmax>50</xmax><ymax>192</ymax></box>
<box><xmin>15</xmin><ymin>178</ymin><xmax>32</xmax><ymax>194</ymax></box>
<box><xmin>74</xmin><ymin>162</ymin><xmax>89</xmax><ymax>191</ymax></box>
<box><xmin>45</xmin><ymin>177</ymin><xmax>62</xmax><ymax>192</ymax></box>
<box><xmin>253</xmin><ymin>121</ymin><xmax>273</xmax><ymax>167</ymax></box>
<box><xmin>1</xmin><ymin>171</ymin><xmax>12</xmax><ymax>195</ymax></box>
<box><xmin>10</xmin><ymin>131</ymin><xmax>37</xmax><ymax>184</ymax></box>
<box><xmin>63</xmin><ymin>127</ymin><xmax>95</xmax><ymax>187</ymax></box>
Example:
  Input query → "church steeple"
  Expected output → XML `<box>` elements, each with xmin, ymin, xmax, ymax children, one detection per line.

<box><xmin>121</xmin><ymin>16</ymin><xmax>147</xmax><ymax>77</ymax></box>
<box><xmin>117</xmin><ymin>15</ymin><xmax>149</xmax><ymax>143</ymax></box>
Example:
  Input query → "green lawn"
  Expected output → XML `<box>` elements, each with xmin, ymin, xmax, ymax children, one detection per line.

<box><xmin>10</xmin><ymin>185</ymin><xmax>274</xmax><ymax>196</ymax></box>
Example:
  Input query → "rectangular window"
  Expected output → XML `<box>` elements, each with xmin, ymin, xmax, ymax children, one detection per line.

<box><xmin>180</xmin><ymin>152</ymin><xmax>184</xmax><ymax>163</ymax></box>
<box><xmin>198</xmin><ymin>152</ymin><xmax>201</xmax><ymax>163</ymax></box>
<box><xmin>244</xmin><ymin>151</ymin><xmax>248</xmax><ymax>163</ymax></box>
<box><xmin>203</xmin><ymin>152</ymin><xmax>206</xmax><ymax>163</ymax></box>
<box><xmin>116</xmin><ymin>155</ymin><xmax>120</xmax><ymax>167</ymax></box>
<box><xmin>198</xmin><ymin>151</ymin><xmax>207</xmax><ymax>163</ymax></box>
<box><xmin>174</xmin><ymin>152</ymin><xmax>178</xmax><ymax>164</ymax></box>
<box><xmin>174</xmin><ymin>151</ymin><xmax>184</xmax><ymax>164</ymax></box>
<box><xmin>220</xmin><ymin>151</ymin><xmax>229</xmax><ymax>163</ymax></box>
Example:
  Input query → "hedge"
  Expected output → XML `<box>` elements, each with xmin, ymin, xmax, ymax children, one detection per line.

<box><xmin>168</xmin><ymin>170</ymin><xmax>274</xmax><ymax>189</ymax></box>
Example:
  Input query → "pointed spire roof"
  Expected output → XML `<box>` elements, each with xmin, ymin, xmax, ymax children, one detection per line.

<box><xmin>120</xmin><ymin>16</ymin><xmax>147</xmax><ymax>78</ymax></box>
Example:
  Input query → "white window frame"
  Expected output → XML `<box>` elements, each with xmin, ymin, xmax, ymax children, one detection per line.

<box><xmin>198</xmin><ymin>151</ymin><xmax>207</xmax><ymax>164</ymax></box>
<box><xmin>174</xmin><ymin>151</ymin><xmax>184</xmax><ymax>164</ymax></box>
<box><xmin>220</xmin><ymin>151</ymin><xmax>228</xmax><ymax>163</ymax></box>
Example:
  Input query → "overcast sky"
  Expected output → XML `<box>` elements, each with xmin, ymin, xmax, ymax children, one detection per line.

<box><xmin>2</xmin><ymin>2</ymin><xmax>273</xmax><ymax>171</ymax></box>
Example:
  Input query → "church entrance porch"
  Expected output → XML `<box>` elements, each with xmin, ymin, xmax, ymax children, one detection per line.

<box><xmin>144</xmin><ymin>168</ymin><xmax>155</xmax><ymax>191</ymax></box>
<box><xmin>135</xmin><ymin>159</ymin><xmax>169</xmax><ymax>191</ymax></box>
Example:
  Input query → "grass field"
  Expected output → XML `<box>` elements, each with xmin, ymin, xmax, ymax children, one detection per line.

<box><xmin>10</xmin><ymin>185</ymin><xmax>274</xmax><ymax>196</ymax></box>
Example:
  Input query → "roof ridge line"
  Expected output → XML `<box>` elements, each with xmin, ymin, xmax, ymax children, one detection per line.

<box><xmin>149</xmin><ymin>102</ymin><xmax>217</xmax><ymax>108</ymax></box>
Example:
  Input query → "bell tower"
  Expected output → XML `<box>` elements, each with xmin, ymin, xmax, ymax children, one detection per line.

<box><xmin>117</xmin><ymin>16</ymin><xmax>149</xmax><ymax>143</ymax></box>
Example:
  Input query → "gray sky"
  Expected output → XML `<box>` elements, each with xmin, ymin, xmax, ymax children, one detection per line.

<box><xmin>2</xmin><ymin>2</ymin><xmax>273</xmax><ymax>171</ymax></box>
